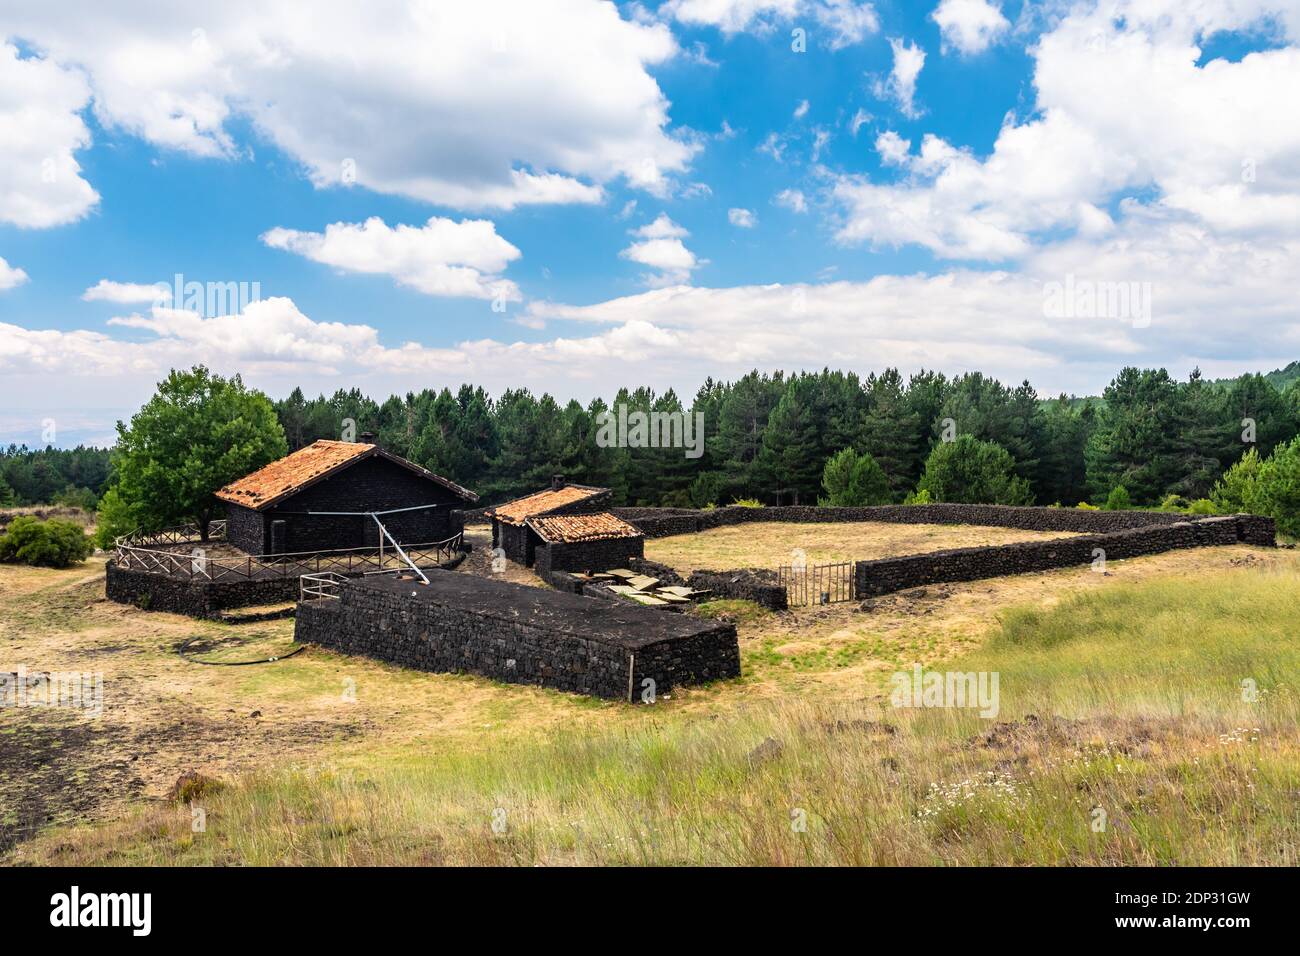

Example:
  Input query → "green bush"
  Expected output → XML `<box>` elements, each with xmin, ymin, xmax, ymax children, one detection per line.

<box><xmin>1253</xmin><ymin>438</ymin><xmax>1300</xmax><ymax>538</ymax></box>
<box><xmin>902</xmin><ymin>488</ymin><xmax>932</xmax><ymax>505</ymax></box>
<box><xmin>915</xmin><ymin>435</ymin><xmax>1033</xmax><ymax>505</ymax></box>
<box><xmin>1211</xmin><ymin>448</ymin><xmax>1263</xmax><ymax>515</ymax></box>
<box><xmin>1187</xmin><ymin>498</ymin><xmax>1218</xmax><ymax>515</ymax></box>
<box><xmin>0</xmin><ymin>516</ymin><xmax>94</xmax><ymax>568</ymax></box>
<box><xmin>731</xmin><ymin>498</ymin><xmax>764</xmax><ymax>508</ymax></box>
<box><xmin>93</xmin><ymin>486</ymin><xmax>139</xmax><ymax>550</ymax></box>
<box><xmin>1159</xmin><ymin>493</ymin><xmax>1190</xmax><ymax>512</ymax></box>
<box><xmin>820</xmin><ymin>447</ymin><xmax>893</xmax><ymax>506</ymax></box>
<box><xmin>1104</xmin><ymin>486</ymin><xmax>1132</xmax><ymax>510</ymax></box>
<box><xmin>1076</xmin><ymin>501</ymin><xmax>1099</xmax><ymax>511</ymax></box>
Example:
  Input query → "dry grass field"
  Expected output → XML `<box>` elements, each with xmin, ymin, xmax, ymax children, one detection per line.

<box><xmin>2</xmin><ymin>521</ymin><xmax>1297</xmax><ymax>865</ymax></box>
<box><xmin>645</xmin><ymin>520</ymin><xmax>1080</xmax><ymax>572</ymax></box>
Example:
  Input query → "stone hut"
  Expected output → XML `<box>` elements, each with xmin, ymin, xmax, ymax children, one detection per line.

<box><xmin>528</xmin><ymin>512</ymin><xmax>645</xmax><ymax>577</ymax></box>
<box><xmin>216</xmin><ymin>437</ymin><xmax>478</xmax><ymax>555</ymax></box>
<box><xmin>488</xmin><ymin>476</ymin><xmax>611</xmax><ymax>566</ymax></box>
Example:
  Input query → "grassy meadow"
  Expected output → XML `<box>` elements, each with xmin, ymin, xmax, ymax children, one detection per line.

<box><xmin>9</xmin><ymin>551</ymin><xmax>1299</xmax><ymax>866</ymax></box>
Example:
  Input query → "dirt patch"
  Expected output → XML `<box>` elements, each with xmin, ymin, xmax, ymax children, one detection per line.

<box><xmin>971</xmin><ymin>713</ymin><xmax>1177</xmax><ymax>760</ymax></box>
<box><xmin>0</xmin><ymin>715</ymin><xmax>140</xmax><ymax>855</ymax></box>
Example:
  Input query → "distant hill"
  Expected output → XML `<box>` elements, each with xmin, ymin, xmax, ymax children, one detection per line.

<box><xmin>1247</xmin><ymin>361</ymin><xmax>1300</xmax><ymax>391</ymax></box>
<box><xmin>1040</xmin><ymin>361</ymin><xmax>1300</xmax><ymax>409</ymax></box>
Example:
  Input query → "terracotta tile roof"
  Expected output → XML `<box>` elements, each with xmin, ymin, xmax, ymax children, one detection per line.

<box><xmin>215</xmin><ymin>440</ymin><xmax>478</xmax><ymax>510</ymax></box>
<box><xmin>490</xmin><ymin>485</ymin><xmax>607</xmax><ymax>526</ymax></box>
<box><xmin>527</xmin><ymin>512</ymin><xmax>642</xmax><ymax>544</ymax></box>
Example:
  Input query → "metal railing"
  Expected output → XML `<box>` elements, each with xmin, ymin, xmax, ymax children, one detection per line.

<box><xmin>778</xmin><ymin>561</ymin><xmax>856</xmax><ymax>607</ymax></box>
<box><xmin>113</xmin><ymin>522</ymin><xmax>464</xmax><ymax>582</ymax></box>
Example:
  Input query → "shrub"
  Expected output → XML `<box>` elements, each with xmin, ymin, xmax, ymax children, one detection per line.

<box><xmin>93</xmin><ymin>486</ymin><xmax>140</xmax><ymax>549</ymax></box>
<box><xmin>731</xmin><ymin>498</ymin><xmax>764</xmax><ymax>508</ymax></box>
<box><xmin>1076</xmin><ymin>501</ymin><xmax>1099</xmax><ymax>510</ymax></box>
<box><xmin>915</xmin><ymin>435</ymin><xmax>1033</xmax><ymax>505</ymax></box>
<box><xmin>1211</xmin><ymin>448</ymin><xmax>1263</xmax><ymax>515</ymax></box>
<box><xmin>0</xmin><ymin>516</ymin><xmax>94</xmax><ymax>568</ymax></box>
<box><xmin>1159</xmin><ymin>493</ymin><xmax>1190</xmax><ymax>512</ymax></box>
<box><xmin>820</xmin><ymin>447</ymin><xmax>892</xmax><ymax>506</ymax></box>
<box><xmin>902</xmin><ymin>488</ymin><xmax>932</xmax><ymax>505</ymax></box>
<box><xmin>1187</xmin><ymin>498</ymin><xmax>1218</xmax><ymax>515</ymax></box>
<box><xmin>1253</xmin><ymin>438</ymin><xmax>1300</xmax><ymax>538</ymax></box>
<box><xmin>1104</xmin><ymin>486</ymin><xmax>1132</xmax><ymax>510</ymax></box>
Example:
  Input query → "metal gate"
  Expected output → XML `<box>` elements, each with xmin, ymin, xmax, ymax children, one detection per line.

<box><xmin>777</xmin><ymin>562</ymin><xmax>856</xmax><ymax>607</ymax></box>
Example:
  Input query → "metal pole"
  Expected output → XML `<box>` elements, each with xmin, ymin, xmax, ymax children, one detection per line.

<box><xmin>370</xmin><ymin>513</ymin><xmax>430</xmax><ymax>585</ymax></box>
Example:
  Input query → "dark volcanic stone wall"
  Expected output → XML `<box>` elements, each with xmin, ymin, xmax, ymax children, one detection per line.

<box><xmin>685</xmin><ymin>569</ymin><xmax>789</xmax><ymax>610</ymax></box>
<box><xmin>613</xmin><ymin>504</ymin><xmax>1200</xmax><ymax>538</ymax></box>
<box><xmin>224</xmin><ymin>503</ymin><xmax>266</xmax><ymax>554</ymax></box>
<box><xmin>534</xmin><ymin>535</ymin><xmax>645</xmax><ymax>577</ymax></box>
<box><xmin>106</xmin><ymin>562</ymin><xmax>299</xmax><ymax>617</ymax></box>
<box><xmin>854</xmin><ymin>516</ymin><xmax>1247</xmax><ymax>597</ymax></box>
<box><xmin>496</xmin><ymin>521</ymin><xmax>533</xmax><ymax>565</ymax></box>
<box><xmin>294</xmin><ymin>571</ymin><xmax>739</xmax><ymax>699</ymax></box>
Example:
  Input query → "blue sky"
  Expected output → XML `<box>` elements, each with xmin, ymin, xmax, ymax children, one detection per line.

<box><xmin>1</xmin><ymin>0</ymin><xmax>1298</xmax><ymax>446</ymax></box>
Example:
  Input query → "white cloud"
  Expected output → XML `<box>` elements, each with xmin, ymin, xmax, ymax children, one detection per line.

<box><xmin>3</xmin><ymin>1</ymin><xmax>694</xmax><ymax>211</ymax></box>
<box><xmin>874</xmin><ymin>37</ymin><xmax>927</xmax><ymax>118</ymax></box>
<box><xmin>759</xmin><ymin>131</ymin><xmax>787</xmax><ymax>162</ymax></box>
<box><xmin>663</xmin><ymin>0</ymin><xmax>878</xmax><ymax>48</ymax></box>
<box><xmin>793</xmin><ymin>99</ymin><xmax>810</xmax><ymax>119</ymax></box>
<box><xmin>633</xmin><ymin>213</ymin><xmax>690</xmax><ymax>240</ymax></box>
<box><xmin>621</xmin><ymin>215</ymin><xmax>701</xmax><ymax>285</ymax></box>
<box><xmin>728</xmin><ymin>207</ymin><xmax>758</xmax><ymax>227</ymax></box>
<box><xmin>261</xmin><ymin>216</ymin><xmax>522</xmax><ymax>300</ymax></box>
<box><xmin>875</xmin><ymin>130</ymin><xmax>911</xmax><ymax>166</ymax></box>
<box><xmin>0</xmin><ymin>43</ymin><xmax>99</xmax><ymax>228</ymax></box>
<box><xmin>814</xmin><ymin>0</ymin><xmax>880</xmax><ymax>50</ymax></box>
<box><xmin>835</xmin><ymin>1</ymin><xmax>1300</xmax><ymax>260</ymax></box>
<box><xmin>4</xmin><ymin>211</ymin><xmax>1298</xmax><ymax>435</ymax></box>
<box><xmin>82</xmin><ymin>279</ymin><xmax>169</xmax><ymax>304</ymax></box>
<box><xmin>812</xmin><ymin>126</ymin><xmax>832</xmax><ymax>161</ymax></box>
<box><xmin>0</xmin><ymin>257</ymin><xmax>29</xmax><ymax>291</ymax></box>
<box><xmin>775</xmin><ymin>188</ymin><xmax>808</xmax><ymax>212</ymax></box>
<box><xmin>662</xmin><ymin>0</ymin><xmax>802</xmax><ymax>34</ymax></box>
<box><xmin>849</xmin><ymin>107</ymin><xmax>873</xmax><ymax>137</ymax></box>
<box><xmin>931</xmin><ymin>0</ymin><xmax>1010</xmax><ymax>55</ymax></box>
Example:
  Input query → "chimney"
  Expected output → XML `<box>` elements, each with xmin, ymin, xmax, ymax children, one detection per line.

<box><xmin>360</xmin><ymin>430</ymin><xmax>377</xmax><ymax>447</ymax></box>
<box><xmin>551</xmin><ymin>474</ymin><xmax>565</xmax><ymax>491</ymax></box>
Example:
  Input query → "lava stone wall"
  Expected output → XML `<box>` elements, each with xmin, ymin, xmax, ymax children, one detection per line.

<box><xmin>685</xmin><ymin>569</ymin><xmax>789</xmax><ymax>610</ymax></box>
<box><xmin>294</xmin><ymin>572</ymin><xmax>739</xmax><ymax>699</ymax></box>
<box><xmin>495</xmin><ymin>521</ymin><xmax>534</xmax><ymax>565</ymax></box>
<box><xmin>613</xmin><ymin>504</ymin><xmax>1201</xmax><ymax>538</ymax></box>
<box><xmin>1236</xmin><ymin>514</ymin><xmax>1277</xmax><ymax>547</ymax></box>
<box><xmin>534</xmin><ymin>535</ymin><xmax>645</xmax><ymax>577</ymax></box>
<box><xmin>106</xmin><ymin>562</ymin><xmax>299</xmax><ymax>617</ymax></box>
<box><xmin>854</xmin><ymin>516</ymin><xmax>1249</xmax><ymax>597</ymax></box>
<box><xmin>224</xmin><ymin>503</ymin><xmax>265</xmax><ymax>555</ymax></box>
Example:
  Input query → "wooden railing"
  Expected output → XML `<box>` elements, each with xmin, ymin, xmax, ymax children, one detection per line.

<box><xmin>300</xmin><ymin>572</ymin><xmax>347</xmax><ymax>602</ymax></box>
<box><xmin>113</xmin><ymin>523</ymin><xmax>465</xmax><ymax>583</ymax></box>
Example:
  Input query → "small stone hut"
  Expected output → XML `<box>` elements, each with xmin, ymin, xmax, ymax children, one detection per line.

<box><xmin>528</xmin><ymin>512</ymin><xmax>645</xmax><ymax>576</ymax></box>
<box><xmin>488</xmin><ymin>477</ymin><xmax>613</xmax><ymax>566</ymax></box>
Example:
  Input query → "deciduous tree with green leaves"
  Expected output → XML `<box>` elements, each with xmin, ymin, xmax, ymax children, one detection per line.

<box><xmin>108</xmin><ymin>366</ymin><xmax>286</xmax><ymax>541</ymax></box>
